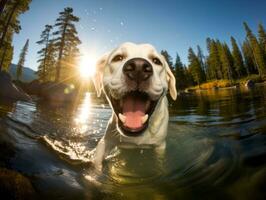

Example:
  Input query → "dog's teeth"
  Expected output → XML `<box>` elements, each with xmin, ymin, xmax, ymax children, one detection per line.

<box><xmin>118</xmin><ymin>113</ymin><xmax>126</xmax><ymax>123</ymax></box>
<box><xmin>141</xmin><ymin>114</ymin><xmax>148</xmax><ymax>124</ymax></box>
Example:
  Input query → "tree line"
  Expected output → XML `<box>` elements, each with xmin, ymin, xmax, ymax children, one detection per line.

<box><xmin>1</xmin><ymin>1</ymin><xmax>265</xmax><ymax>89</ymax></box>
<box><xmin>162</xmin><ymin>22</ymin><xmax>266</xmax><ymax>90</ymax></box>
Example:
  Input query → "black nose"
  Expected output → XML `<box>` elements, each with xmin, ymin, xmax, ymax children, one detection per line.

<box><xmin>123</xmin><ymin>58</ymin><xmax>153</xmax><ymax>82</ymax></box>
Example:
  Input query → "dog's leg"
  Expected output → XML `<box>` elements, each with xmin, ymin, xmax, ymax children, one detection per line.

<box><xmin>155</xmin><ymin>141</ymin><xmax>166</xmax><ymax>172</ymax></box>
<box><xmin>93</xmin><ymin>115</ymin><xmax>118</xmax><ymax>171</ymax></box>
<box><xmin>93</xmin><ymin>138</ymin><xmax>106</xmax><ymax>171</ymax></box>
<box><xmin>155</xmin><ymin>141</ymin><xmax>166</xmax><ymax>158</ymax></box>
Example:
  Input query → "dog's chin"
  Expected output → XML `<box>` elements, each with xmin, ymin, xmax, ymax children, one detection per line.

<box><xmin>108</xmin><ymin>90</ymin><xmax>161</xmax><ymax>137</ymax></box>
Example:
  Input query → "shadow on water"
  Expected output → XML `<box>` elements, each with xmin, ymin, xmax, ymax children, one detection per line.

<box><xmin>0</xmin><ymin>85</ymin><xmax>266</xmax><ymax>199</ymax></box>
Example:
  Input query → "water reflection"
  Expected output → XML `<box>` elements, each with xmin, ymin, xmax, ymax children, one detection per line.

<box><xmin>74</xmin><ymin>92</ymin><xmax>92</xmax><ymax>134</ymax></box>
<box><xmin>0</xmin><ymin>85</ymin><xmax>265</xmax><ymax>199</ymax></box>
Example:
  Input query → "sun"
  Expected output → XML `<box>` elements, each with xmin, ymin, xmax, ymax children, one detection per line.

<box><xmin>79</xmin><ymin>54</ymin><xmax>97</xmax><ymax>78</ymax></box>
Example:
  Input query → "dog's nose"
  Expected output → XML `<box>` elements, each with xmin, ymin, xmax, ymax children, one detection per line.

<box><xmin>123</xmin><ymin>58</ymin><xmax>153</xmax><ymax>82</ymax></box>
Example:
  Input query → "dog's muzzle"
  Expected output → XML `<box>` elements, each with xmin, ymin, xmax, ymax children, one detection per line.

<box><xmin>123</xmin><ymin>58</ymin><xmax>153</xmax><ymax>83</ymax></box>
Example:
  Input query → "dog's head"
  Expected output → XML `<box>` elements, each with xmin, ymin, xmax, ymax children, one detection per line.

<box><xmin>93</xmin><ymin>42</ymin><xmax>177</xmax><ymax>137</ymax></box>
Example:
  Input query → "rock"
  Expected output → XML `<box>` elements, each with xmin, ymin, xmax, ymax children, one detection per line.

<box><xmin>40</xmin><ymin>82</ymin><xmax>78</xmax><ymax>102</ymax></box>
<box><xmin>15</xmin><ymin>80</ymin><xmax>78</xmax><ymax>103</ymax></box>
<box><xmin>212</xmin><ymin>86</ymin><xmax>219</xmax><ymax>90</ymax></box>
<box><xmin>245</xmin><ymin>79</ymin><xmax>255</xmax><ymax>88</ymax></box>
<box><xmin>24</xmin><ymin>80</ymin><xmax>42</xmax><ymax>95</ymax></box>
<box><xmin>0</xmin><ymin>168</ymin><xmax>36</xmax><ymax>199</ymax></box>
<box><xmin>0</xmin><ymin>71</ymin><xmax>31</xmax><ymax>101</ymax></box>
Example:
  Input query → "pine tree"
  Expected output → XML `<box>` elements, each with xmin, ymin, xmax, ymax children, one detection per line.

<box><xmin>174</xmin><ymin>53</ymin><xmax>186</xmax><ymax>89</ymax></box>
<box><xmin>188</xmin><ymin>47</ymin><xmax>204</xmax><ymax>86</ymax></box>
<box><xmin>206</xmin><ymin>39</ymin><xmax>223</xmax><ymax>80</ymax></box>
<box><xmin>161</xmin><ymin>50</ymin><xmax>174</xmax><ymax>70</ymax></box>
<box><xmin>197</xmin><ymin>45</ymin><xmax>206</xmax><ymax>80</ymax></box>
<box><xmin>230</xmin><ymin>36</ymin><xmax>246</xmax><ymax>78</ymax></box>
<box><xmin>258</xmin><ymin>23</ymin><xmax>266</xmax><ymax>56</ymax></box>
<box><xmin>218</xmin><ymin>43</ymin><xmax>234</xmax><ymax>80</ymax></box>
<box><xmin>36</xmin><ymin>24</ymin><xmax>53</xmax><ymax>82</ymax></box>
<box><xmin>242</xmin><ymin>40</ymin><xmax>257</xmax><ymax>74</ymax></box>
<box><xmin>0</xmin><ymin>0</ymin><xmax>32</xmax><ymax>71</ymax></box>
<box><xmin>16</xmin><ymin>39</ymin><xmax>29</xmax><ymax>81</ymax></box>
<box><xmin>53</xmin><ymin>7</ymin><xmax>81</xmax><ymax>82</ymax></box>
<box><xmin>36</xmin><ymin>41</ymin><xmax>57</xmax><ymax>82</ymax></box>
<box><xmin>183</xmin><ymin>66</ymin><xmax>194</xmax><ymax>87</ymax></box>
<box><xmin>243</xmin><ymin>22</ymin><xmax>266</xmax><ymax>76</ymax></box>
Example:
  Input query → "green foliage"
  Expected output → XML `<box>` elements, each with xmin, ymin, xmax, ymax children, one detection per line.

<box><xmin>241</xmin><ymin>40</ymin><xmax>257</xmax><ymax>74</ymax></box>
<box><xmin>197</xmin><ymin>45</ymin><xmax>206</xmax><ymax>75</ymax></box>
<box><xmin>188</xmin><ymin>47</ymin><xmax>205</xmax><ymax>86</ymax></box>
<box><xmin>206</xmin><ymin>39</ymin><xmax>223</xmax><ymax>80</ymax></box>
<box><xmin>218</xmin><ymin>42</ymin><xmax>234</xmax><ymax>80</ymax></box>
<box><xmin>230</xmin><ymin>36</ymin><xmax>246</xmax><ymax>78</ymax></box>
<box><xmin>243</xmin><ymin>22</ymin><xmax>266</xmax><ymax>76</ymax></box>
<box><xmin>36</xmin><ymin>24</ymin><xmax>55</xmax><ymax>82</ymax></box>
<box><xmin>36</xmin><ymin>41</ymin><xmax>57</xmax><ymax>82</ymax></box>
<box><xmin>174</xmin><ymin>53</ymin><xmax>186</xmax><ymax>89</ymax></box>
<box><xmin>0</xmin><ymin>34</ymin><xmax>13</xmax><ymax>71</ymax></box>
<box><xmin>16</xmin><ymin>39</ymin><xmax>29</xmax><ymax>80</ymax></box>
<box><xmin>258</xmin><ymin>23</ymin><xmax>266</xmax><ymax>56</ymax></box>
<box><xmin>161</xmin><ymin>50</ymin><xmax>174</xmax><ymax>70</ymax></box>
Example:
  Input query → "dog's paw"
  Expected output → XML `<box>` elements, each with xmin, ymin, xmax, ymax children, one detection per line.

<box><xmin>92</xmin><ymin>160</ymin><xmax>103</xmax><ymax>172</ymax></box>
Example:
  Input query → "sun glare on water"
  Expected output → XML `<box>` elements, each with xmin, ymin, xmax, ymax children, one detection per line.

<box><xmin>79</xmin><ymin>54</ymin><xmax>97</xmax><ymax>78</ymax></box>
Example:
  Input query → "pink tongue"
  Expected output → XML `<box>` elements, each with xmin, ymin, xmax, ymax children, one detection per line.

<box><xmin>123</xmin><ymin>98</ymin><xmax>146</xmax><ymax>129</ymax></box>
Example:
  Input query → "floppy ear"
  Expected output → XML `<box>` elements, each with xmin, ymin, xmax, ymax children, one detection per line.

<box><xmin>162</xmin><ymin>57</ymin><xmax>177</xmax><ymax>100</ymax></box>
<box><xmin>92</xmin><ymin>53</ymin><xmax>108</xmax><ymax>97</ymax></box>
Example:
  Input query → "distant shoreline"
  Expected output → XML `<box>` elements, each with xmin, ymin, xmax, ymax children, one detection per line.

<box><xmin>183</xmin><ymin>75</ymin><xmax>266</xmax><ymax>92</ymax></box>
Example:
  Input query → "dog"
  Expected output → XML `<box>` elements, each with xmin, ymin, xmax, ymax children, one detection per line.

<box><xmin>92</xmin><ymin>42</ymin><xmax>177</xmax><ymax>171</ymax></box>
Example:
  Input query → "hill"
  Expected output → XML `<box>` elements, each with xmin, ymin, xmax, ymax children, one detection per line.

<box><xmin>9</xmin><ymin>64</ymin><xmax>37</xmax><ymax>82</ymax></box>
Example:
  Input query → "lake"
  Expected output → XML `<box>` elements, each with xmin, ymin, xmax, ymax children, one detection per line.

<box><xmin>0</xmin><ymin>85</ymin><xmax>265</xmax><ymax>199</ymax></box>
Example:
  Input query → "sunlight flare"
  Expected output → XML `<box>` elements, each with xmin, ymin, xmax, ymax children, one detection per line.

<box><xmin>79</xmin><ymin>54</ymin><xmax>97</xmax><ymax>78</ymax></box>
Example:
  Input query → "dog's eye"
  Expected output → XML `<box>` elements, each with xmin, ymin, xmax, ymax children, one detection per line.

<box><xmin>152</xmin><ymin>57</ymin><xmax>162</xmax><ymax>65</ymax></box>
<box><xmin>112</xmin><ymin>55</ymin><xmax>124</xmax><ymax>62</ymax></box>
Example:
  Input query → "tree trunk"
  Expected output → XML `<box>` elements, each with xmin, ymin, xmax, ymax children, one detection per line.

<box><xmin>0</xmin><ymin>0</ymin><xmax>19</xmax><ymax>71</ymax></box>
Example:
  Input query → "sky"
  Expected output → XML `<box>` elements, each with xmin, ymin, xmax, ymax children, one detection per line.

<box><xmin>12</xmin><ymin>0</ymin><xmax>266</xmax><ymax>71</ymax></box>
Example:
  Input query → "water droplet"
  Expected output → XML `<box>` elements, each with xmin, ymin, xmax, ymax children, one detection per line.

<box><xmin>120</xmin><ymin>21</ymin><xmax>124</xmax><ymax>26</ymax></box>
<box><xmin>140</xmin><ymin>149</ymin><xmax>144</xmax><ymax>154</ymax></box>
<box><xmin>91</xmin><ymin>27</ymin><xmax>95</xmax><ymax>31</ymax></box>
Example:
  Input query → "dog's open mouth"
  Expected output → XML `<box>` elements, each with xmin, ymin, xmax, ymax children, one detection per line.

<box><xmin>110</xmin><ymin>91</ymin><xmax>159</xmax><ymax>136</ymax></box>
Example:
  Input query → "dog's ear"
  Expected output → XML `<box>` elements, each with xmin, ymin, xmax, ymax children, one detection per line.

<box><xmin>161</xmin><ymin>56</ymin><xmax>177</xmax><ymax>100</ymax></box>
<box><xmin>92</xmin><ymin>53</ymin><xmax>108</xmax><ymax>97</ymax></box>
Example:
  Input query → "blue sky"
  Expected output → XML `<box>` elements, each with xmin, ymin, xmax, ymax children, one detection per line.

<box><xmin>12</xmin><ymin>0</ymin><xmax>266</xmax><ymax>71</ymax></box>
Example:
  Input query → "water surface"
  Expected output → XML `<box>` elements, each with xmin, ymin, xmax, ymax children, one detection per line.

<box><xmin>0</xmin><ymin>85</ymin><xmax>266</xmax><ymax>199</ymax></box>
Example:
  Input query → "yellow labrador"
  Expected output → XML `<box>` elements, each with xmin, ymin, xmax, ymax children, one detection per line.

<box><xmin>92</xmin><ymin>42</ymin><xmax>177</xmax><ymax>170</ymax></box>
